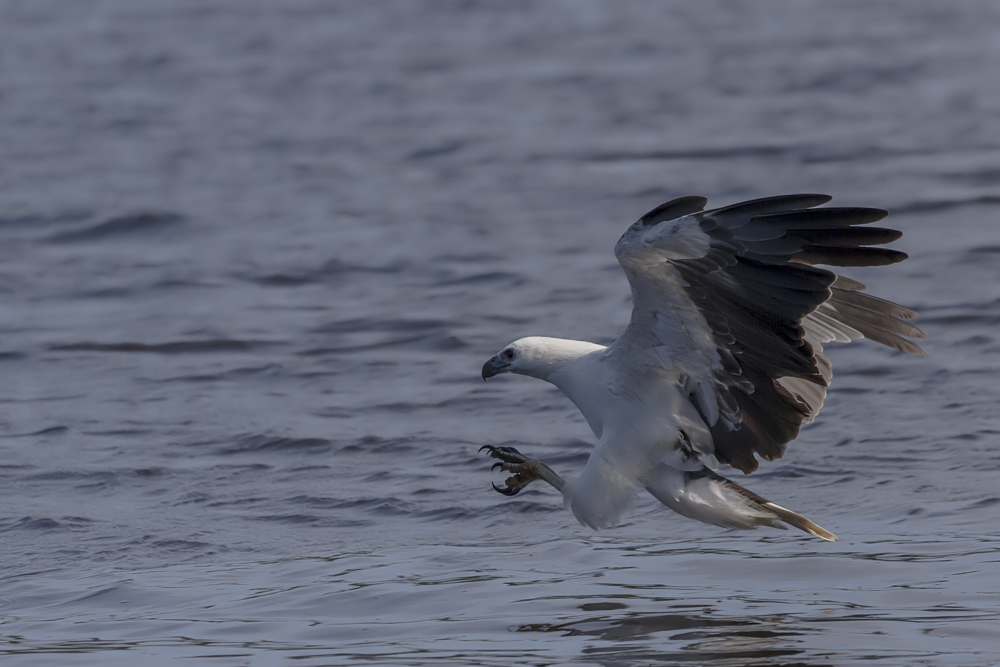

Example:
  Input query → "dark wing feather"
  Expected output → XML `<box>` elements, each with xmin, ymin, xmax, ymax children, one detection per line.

<box><xmin>793</xmin><ymin>245</ymin><xmax>909</xmax><ymax>267</ymax></box>
<box><xmin>615</xmin><ymin>194</ymin><xmax>926</xmax><ymax>474</ymax></box>
<box><xmin>710</xmin><ymin>194</ymin><xmax>833</xmax><ymax>219</ymax></box>
<box><xmin>794</xmin><ymin>227</ymin><xmax>903</xmax><ymax>247</ymax></box>
<box><xmin>640</xmin><ymin>196</ymin><xmax>710</xmax><ymax>226</ymax></box>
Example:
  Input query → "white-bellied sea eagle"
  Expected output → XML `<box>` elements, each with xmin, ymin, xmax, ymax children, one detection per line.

<box><xmin>480</xmin><ymin>194</ymin><xmax>926</xmax><ymax>541</ymax></box>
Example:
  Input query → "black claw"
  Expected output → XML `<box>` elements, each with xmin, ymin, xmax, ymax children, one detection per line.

<box><xmin>483</xmin><ymin>445</ymin><xmax>536</xmax><ymax>497</ymax></box>
<box><xmin>492</xmin><ymin>482</ymin><xmax>521</xmax><ymax>496</ymax></box>
<box><xmin>479</xmin><ymin>444</ymin><xmax>527</xmax><ymax>463</ymax></box>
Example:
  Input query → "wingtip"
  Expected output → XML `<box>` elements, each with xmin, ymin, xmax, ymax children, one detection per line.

<box><xmin>806</xmin><ymin>193</ymin><xmax>834</xmax><ymax>206</ymax></box>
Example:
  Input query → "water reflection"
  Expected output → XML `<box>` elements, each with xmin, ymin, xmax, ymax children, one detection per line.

<box><xmin>517</xmin><ymin>605</ymin><xmax>832</xmax><ymax>666</ymax></box>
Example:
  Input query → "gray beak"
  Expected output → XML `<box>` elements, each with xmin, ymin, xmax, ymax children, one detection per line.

<box><xmin>481</xmin><ymin>355</ymin><xmax>509</xmax><ymax>381</ymax></box>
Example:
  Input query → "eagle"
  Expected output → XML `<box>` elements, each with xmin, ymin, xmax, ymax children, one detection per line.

<box><xmin>481</xmin><ymin>194</ymin><xmax>926</xmax><ymax>541</ymax></box>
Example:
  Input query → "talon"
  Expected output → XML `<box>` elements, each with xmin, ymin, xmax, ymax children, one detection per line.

<box><xmin>493</xmin><ymin>482</ymin><xmax>520</xmax><ymax>496</ymax></box>
<box><xmin>482</xmin><ymin>445</ymin><xmax>550</xmax><ymax>497</ymax></box>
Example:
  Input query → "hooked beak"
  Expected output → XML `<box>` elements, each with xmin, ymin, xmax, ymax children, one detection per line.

<box><xmin>481</xmin><ymin>355</ymin><xmax>510</xmax><ymax>381</ymax></box>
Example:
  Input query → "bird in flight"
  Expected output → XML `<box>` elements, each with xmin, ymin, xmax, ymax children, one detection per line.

<box><xmin>480</xmin><ymin>194</ymin><xmax>926</xmax><ymax>541</ymax></box>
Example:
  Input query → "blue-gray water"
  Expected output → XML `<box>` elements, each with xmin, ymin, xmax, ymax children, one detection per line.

<box><xmin>2</xmin><ymin>2</ymin><xmax>999</xmax><ymax>665</ymax></box>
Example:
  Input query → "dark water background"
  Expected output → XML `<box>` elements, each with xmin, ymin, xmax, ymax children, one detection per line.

<box><xmin>2</xmin><ymin>1</ymin><xmax>1000</xmax><ymax>665</ymax></box>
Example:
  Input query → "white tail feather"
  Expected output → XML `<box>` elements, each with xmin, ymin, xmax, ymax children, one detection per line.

<box><xmin>643</xmin><ymin>464</ymin><xmax>837</xmax><ymax>541</ymax></box>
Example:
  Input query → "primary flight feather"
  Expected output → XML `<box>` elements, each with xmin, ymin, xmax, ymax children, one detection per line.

<box><xmin>480</xmin><ymin>194</ymin><xmax>926</xmax><ymax>540</ymax></box>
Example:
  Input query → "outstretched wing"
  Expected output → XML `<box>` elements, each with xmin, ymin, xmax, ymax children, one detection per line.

<box><xmin>609</xmin><ymin>194</ymin><xmax>927</xmax><ymax>474</ymax></box>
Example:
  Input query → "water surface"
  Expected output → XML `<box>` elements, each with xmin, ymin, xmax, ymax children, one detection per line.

<box><xmin>2</xmin><ymin>1</ymin><xmax>1000</xmax><ymax>665</ymax></box>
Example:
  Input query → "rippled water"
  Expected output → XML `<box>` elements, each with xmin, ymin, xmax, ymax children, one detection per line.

<box><xmin>2</xmin><ymin>1</ymin><xmax>1000</xmax><ymax>665</ymax></box>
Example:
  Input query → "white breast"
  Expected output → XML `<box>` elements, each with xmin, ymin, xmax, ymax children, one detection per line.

<box><xmin>549</xmin><ymin>351</ymin><xmax>714</xmax><ymax>470</ymax></box>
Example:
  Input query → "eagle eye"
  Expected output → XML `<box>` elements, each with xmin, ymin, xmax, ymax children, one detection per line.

<box><xmin>503</xmin><ymin>349</ymin><xmax>515</xmax><ymax>360</ymax></box>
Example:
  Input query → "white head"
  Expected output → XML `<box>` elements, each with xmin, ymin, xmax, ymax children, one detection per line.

<box><xmin>481</xmin><ymin>336</ymin><xmax>603</xmax><ymax>382</ymax></box>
